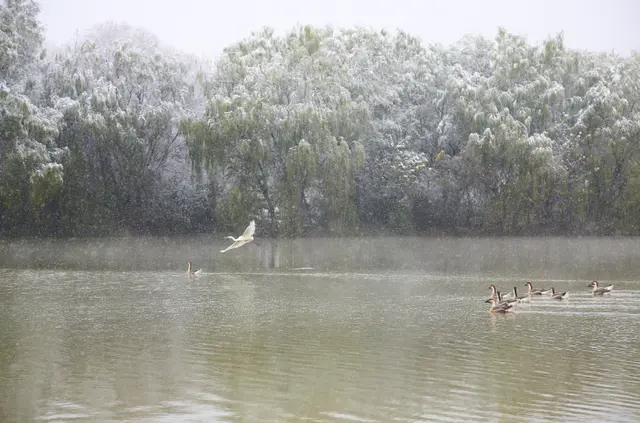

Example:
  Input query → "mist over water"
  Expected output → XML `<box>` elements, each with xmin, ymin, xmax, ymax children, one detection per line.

<box><xmin>1</xmin><ymin>237</ymin><xmax>639</xmax><ymax>422</ymax></box>
<box><xmin>2</xmin><ymin>236</ymin><xmax>640</xmax><ymax>279</ymax></box>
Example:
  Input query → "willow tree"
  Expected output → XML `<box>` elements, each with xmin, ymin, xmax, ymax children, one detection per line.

<box><xmin>322</xmin><ymin>137</ymin><xmax>365</xmax><ymax>234</ymax></box>
<box><xmin>40</xmin><ymin>23</ymin><xmax>202</xmax><ymax>235</ymax></box>
<box><xmin>185</xmin><ymin>26</ymin><xmax>370</xmax><ymax>236</ymax></box>
<box><xmin>463</xmin><ymin>109</ymin><xmax>566</xmax><ymax>234</ymax></box>
<box><xmin>0</xmin><ymin>0</ymin><xmax>67</xmax><ymax>235</ymax></box>
<box><xmin>282</xmin><ymin>139</ymin><xmax>317</xmax><ymax>237</ymax></box>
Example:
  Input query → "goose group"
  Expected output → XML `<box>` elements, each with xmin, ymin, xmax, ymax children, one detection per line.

<box><xmin>485</xmin><ymin>280</ymin><xmax>614</xmax><ymax>313</ymax></box>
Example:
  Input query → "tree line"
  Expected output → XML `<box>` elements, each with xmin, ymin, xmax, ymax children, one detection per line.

<box><xmin>1</xmin><ymin>0</ymin><xmax>639</xmax><ymax>238</ymax></box>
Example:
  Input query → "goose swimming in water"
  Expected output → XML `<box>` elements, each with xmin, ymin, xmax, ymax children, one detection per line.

<box><xmin>488</xmin><ymin>285</ymin><xmax>518</xmax><ymax>307</ymax></box>
<box><xmin>489</xmin><ymin>284</ymin><xmax>499</xmax><ymax>299</ymax></box>
<box><xmin>497</xmin><ymin>291</ymin><xmax>519</xmax><ymax>307</ymax></box>
<box><xmin>485</xmin><ymin>297</ymin><xmax>515</xmax><ymax>313</ymax></box>
<box><xmin>510</xmin><ymin>286</ymin><xmax>531</xmax><ymax>303</ymax></box>
<box><xmin>525</xmin><ymin>281</ymin><xmax>551</xmax><ymax>296</ymax></box>
<box><xmin>588</xmin><ymin>280</ymin><xmax>613</xmax><ymax>296</ymax></box>
<box><xmin>501</xmin><ymin>288</ymin><xmax>515</xmax><ymax>300</ymax></box>
<box><xmin>550</xmin><ymin>287</ymin><xmax>569</xmax><ymax>300</ymax></box>
<box><xmin>186</xmin><ymin>261</ymin><xmax>202</xmax><ymax>277</ymax></box>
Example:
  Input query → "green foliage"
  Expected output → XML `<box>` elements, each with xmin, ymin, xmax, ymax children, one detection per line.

<box><xmin>31</xmin><ymin>22</ymin><xmax>203</xmax><ymax>236</ymax></box>
<box><xmin>0</xmin><ymin>0</ymin><xmax>43</xmax><ymax>83</ymax></box>
<box><xmin>0</xmin><ymin>2</ymin><xmax>66</xmax><ymax>236</ymax></box>
<box><xmin>281</xmin><ymin>139</ymin><xmax>318</xmax><ymax>237</ymax></box>
<box><xmin>388</xmin><ymin>201</ymin><xmax>414</xmax><ymax>235</ymax></box>
<box><xmin>28</xmin><ymin>163</ymin><xmax>63</xmax><ymax>210</ymax></box>
<box><xmin>185</xmin><ymin>26</ymin><xmax>370</xmax><ymax>235</ymax></box>
<box><xmin>322</xmin><ymin>138</ymin><xmax>364</xmax><ymax>235</ymax></box>
<box><xmin>0</xmin><ymin>153</ymin><xmax>30</xmax><ymax>228</ymax></box>
<box><xmin>216</xmin><ymin>186</ymin><xmax>259</xmax><ymax>234</ymax></box>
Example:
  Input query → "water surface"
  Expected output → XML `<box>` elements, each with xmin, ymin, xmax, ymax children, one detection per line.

<box><xmin>1</xmin><ymin>237</ymin><xmax>639</xmax><ymax>422</ymax></box>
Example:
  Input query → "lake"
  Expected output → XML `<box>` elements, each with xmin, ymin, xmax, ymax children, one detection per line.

<box><xmin>1</xmin><ymin>236</ymin><xmax>639</xmax><ymax>422</ymax></box>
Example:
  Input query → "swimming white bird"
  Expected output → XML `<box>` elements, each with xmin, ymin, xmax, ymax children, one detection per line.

<box><xmin>220</xmin><ymin>220</ymin><xmax>256</xmax><ymax>253</ymax></box>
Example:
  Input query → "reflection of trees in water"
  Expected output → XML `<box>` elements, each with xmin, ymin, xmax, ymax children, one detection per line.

<box><xmin>1</xmin><ymin>236</ymin><xmax>640</xmax><ymax>281</ymax></box>
<box><xmin>259</xmin><ymin>240</ymin><xmax>279</xmax><ymax>269</ymax></box>
<box><xmin>0</xmin><ymin>271</ymin><xmax>26</xmax><ymax>422</ymax></box>
<box><xmin>256</xmin><ymin>239</ymin><xmax>314</xmax><ymax>270</ymax></box>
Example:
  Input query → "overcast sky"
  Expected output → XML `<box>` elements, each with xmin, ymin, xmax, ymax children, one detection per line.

<box><xmin>38</xmin><ymin>0</ymin><xmax>639</xmax><ymax>58</ymax></box>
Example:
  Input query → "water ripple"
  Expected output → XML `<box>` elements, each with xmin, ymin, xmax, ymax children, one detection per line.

<box><xmin>1</xmin><ymin>270</ymin><xmax>639</xmax><ymax>423</ymax></box>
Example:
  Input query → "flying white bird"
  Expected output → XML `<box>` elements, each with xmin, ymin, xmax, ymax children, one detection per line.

<box><xmin>220</xmin><ymin>220</ymin><xmax>255</xmax><ymax>253</ymax></box>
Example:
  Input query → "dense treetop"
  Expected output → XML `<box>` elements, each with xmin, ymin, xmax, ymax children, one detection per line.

<box><xmin>1</xmin><ymin>0</ymin><xmax>639</xmax><ymax>237</ymax></box>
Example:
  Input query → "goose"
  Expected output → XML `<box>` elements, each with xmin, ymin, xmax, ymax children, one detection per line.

<box><xmin>186</xmin><ymin>261</ymin><xmax>202</xmax><ymax>277</ymax></box>
<box><xmin>489</xmin><ymin>285</ymin><xmax>518</xmax><ymax>307</ymax></box>
<box><xmin>497</xmin><ymin>291</ymin><xmax>519</xmax><ymax>307</ymax></box>
<box><xmin>588</xmin><ymin>280</ymin><xmax>613</xmax><ymax>296</ymax></box>
<box><xmin>489</xmin><ymin>284</ymin><xmax>499</xmax><ymax>299</ymax></box>
<box><xmin>550</xmin><ymin>287</ymin><xmax>568</xmax><ymax>300</ymax></box>
<box><xmin>485</xmin><ymin>297</ymin><xmax>515</xmax><ymax>313</ymax></box>
<box><xmin>510</xmin><ymin>286</ymin><xmax>530</xmax><ymax>303</ymax></box>
<box><xmin>501</xmin><ymin>288</ymin><xmax>515</xmax><ymax>300</ymax></box>
<box><xmin>525</xmin><ymin>281</ymin><xmax>551</xmax><ymax>296</ymax></box>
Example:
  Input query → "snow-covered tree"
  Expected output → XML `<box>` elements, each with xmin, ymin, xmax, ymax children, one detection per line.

<box><xmin>185</xmin><ymin>26</ymin><xmax>370</xmax><ymax>236</ymax></box>
<box><xmin>40</xmin><ymin>22</ymin><xmax>210</xmax><ymax>234</ymax></box>
<box><xmin>4</xmin><ymin>4</ymin><xmax>640</xmax><ymax>237</ymax></box>
<box><xmin>0</xmin><ymin>0</ymin><xmax>67</xmax><ymax>234</ymax></box>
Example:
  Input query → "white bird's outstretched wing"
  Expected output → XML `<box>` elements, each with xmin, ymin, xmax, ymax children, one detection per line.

<box><xmin>220</xmin><ymin>239</ymin><xmax>250</xmax><ymax>253</ymax></box>
<box><xmin>220</xmin><ymin>220</ymin><xmax>256</xmax><ymax>253</ymax></box>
